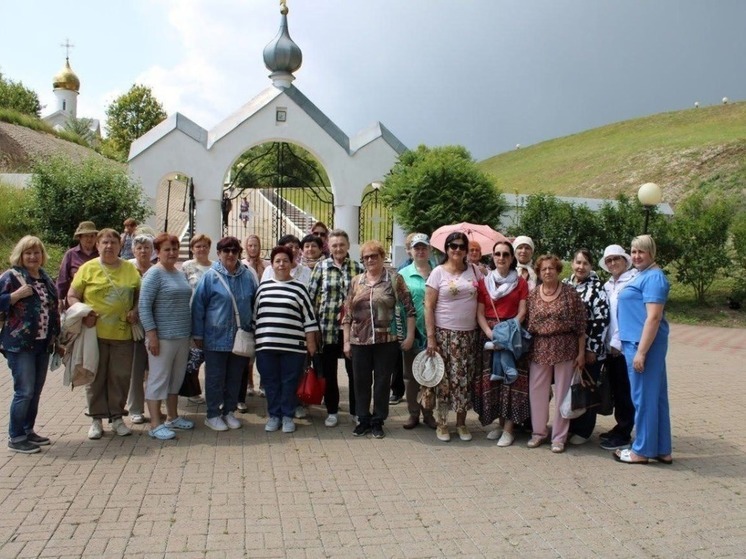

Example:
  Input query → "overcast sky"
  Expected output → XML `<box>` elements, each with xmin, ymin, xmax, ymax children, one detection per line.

<box><xmin>1</xmin><ymin>0</ymin><xmax>744</xmax><ymax>160</ymax></box>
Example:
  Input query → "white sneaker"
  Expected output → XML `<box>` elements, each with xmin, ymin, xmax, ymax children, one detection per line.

<box><xmin>497</xmin><ymin>431</ymin><xmax>515</xmax><ymax>447</ymax></box>
<box><xmin>88</xmin><ymin>418</ymin><xmax>103</xmax><ymax>440</ymax></box>
<box><xmin>324</xmin><ymin>414</ymin><xmax>338</xmax><ymax>428</ymax></box>
<box><xmin>204</xmin><ymin>416</ymin><xmax>229</xmax><ymax>431</ymax></box>
<box><xmin>486</xmin><ymin>428</ymin><xmax>502</xmax><ymax>440</ymax></box>
<box><xmin>223</xmin><ymin>412</ymin><xmax>242</xmax><ymax>430</ymax></box>
<box><xmin>130</xmin><ymin>413</ymin><xmax>145</xmax><ymax>424</ymax></box>
<box><xmin>188</xmin><ymin>396</ymin><xmax>205</xmax><ymax>404</ymax></box>
<box><xmin>112</xmin><ymin>418</ymin><xmax>132</xmax><ymax>437</ymax></box>
<box><xmin>265</xmin><ymin>416</ymin><xmax>281</xmax><ymax>432</ymax></box>
<box><xmin>294</xmin><ymin>405</ymin><xmax>308</xmax><ymax>419</ymax></box>
<box><xmin>282</xmin><ymin>417</ymin><xmax>296</xmax><ymax>433</ymax></box>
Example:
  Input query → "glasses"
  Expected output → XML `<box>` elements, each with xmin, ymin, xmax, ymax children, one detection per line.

<box><xmin>605</xmin><ymin>256</ymin><xmax>623</xmax><ymax>264</ymax></box>
<box><xmin>493</xmin><ymin>251</ymin><xmax>511</xmax><ymax>258</ymax></box>
<box><xmin>447</xmin><ymin>242</ymin><xmax>466</xmax><ymax>251</ymax></box>
<box><xmin>313</xmin><ymin>231</ymin><xmax>327</xmax><ymax>238</ymax></box>
<box><xmin>362</xmin><ymin>254</ymin><xmax>380</xmax><ymax>260</ymax></box>
<box><xmin>221</xmin><ymin>248</ymin><xmax>240</xmax><ymax>254</ymax></box>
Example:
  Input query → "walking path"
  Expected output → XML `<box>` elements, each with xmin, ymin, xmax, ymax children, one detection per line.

<box><xmin>1</xmin><ymin>323</ymin><xmax>745</xmax><ymax>558</ymax></box>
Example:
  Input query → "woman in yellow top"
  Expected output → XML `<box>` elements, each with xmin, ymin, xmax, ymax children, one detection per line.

<box><xmin>68</xmin><ymin>228</ymin><xmax>141</xmax><ymax>440</ymax></box>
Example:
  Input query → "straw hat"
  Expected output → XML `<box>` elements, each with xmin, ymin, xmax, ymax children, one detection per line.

<box><xmin>412</xmin><ymin>351</ymin><xmax>445</xmax><ymax>388</ymax></box>
<box><xmin>73</xmin><ymin>221</ymin><xmax>98</xmax><ymax>238</ymax></box>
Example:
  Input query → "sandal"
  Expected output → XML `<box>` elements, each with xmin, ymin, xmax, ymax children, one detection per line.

<box><xmin>655</xmin><ymin>455</ymin><xmax>673</xmax><ymax>465</ymax></box>
<box><xmin>148</xmin><ymin>424</ymin><xmax>176</xmax><ymax>440</ymax></box>
<box><xmin>613</xmin><ymin>448</ymin><xmax>649</xmax><ymax>464</ymax></box>
<box><xmin>527</xmin><ymin>436</ymin><xmax>547</xmax><ymax>448</ymax></box>
<box><xmin>551</xmin><ymin>442</ymin><xmax>565</xmax><ymax>453</ymax></box>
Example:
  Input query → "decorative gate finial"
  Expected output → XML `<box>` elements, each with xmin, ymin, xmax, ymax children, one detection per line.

<box><xmin>280</xmin><ymin>0</ymin><xmax>288</xmax><ymax>15</ymax></box>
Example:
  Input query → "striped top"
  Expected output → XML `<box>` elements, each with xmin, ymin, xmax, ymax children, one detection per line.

<box><xmin>139</xmin><ymin>265</ymin><xmax>192</xmax><ymax>339</ymax></box>
<box><xmin>254</xmin><ymin>278</ymin><xmax>319</xmax><ymax>354</ymax></box>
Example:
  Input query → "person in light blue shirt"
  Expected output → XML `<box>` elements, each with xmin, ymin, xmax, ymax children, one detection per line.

<box><xmin>615</xmin><ymin>235</ymin><xmax>672</xmax><ymax>465</ymax></box>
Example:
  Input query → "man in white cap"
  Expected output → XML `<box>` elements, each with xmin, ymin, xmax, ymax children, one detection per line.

<box><xmin>598</xmin><ymin>244</ymin><xmax>637</xmax><ymax>451</ymax></box>
<box><xmin>512</xmin><ymin>235</ymin><xmax>536</xmax><ymax>290</ymax></box>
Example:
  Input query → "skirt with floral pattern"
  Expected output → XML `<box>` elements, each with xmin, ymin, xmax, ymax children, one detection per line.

<box><xmin>435</xmin><ymin>327</ymin><xmax>479</xmax><ymax>417</ymax></box>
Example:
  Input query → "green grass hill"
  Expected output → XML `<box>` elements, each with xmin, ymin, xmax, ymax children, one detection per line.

<box><xmin>479</xmin><ymin>101</ymin><xmax>746</xmax><ymax>207</ymax></box>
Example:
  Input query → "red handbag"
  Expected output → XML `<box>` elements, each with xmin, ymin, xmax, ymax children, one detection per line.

<box><xmin>296</xmin><ymin>365</ymin><xmax>326</xmax><ymax>405</ymax></box>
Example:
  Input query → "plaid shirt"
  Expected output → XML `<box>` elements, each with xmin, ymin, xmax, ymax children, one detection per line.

<box><xmin>307</xmin><ymin>255</ymin><xmax>364</xmax><ymax>346</ymax></box>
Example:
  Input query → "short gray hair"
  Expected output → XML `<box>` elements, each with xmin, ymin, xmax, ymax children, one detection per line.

<box><xmin>133</xmin><ymin>234</ymin><xmax>154</xmax><ymax>249</ymax></box>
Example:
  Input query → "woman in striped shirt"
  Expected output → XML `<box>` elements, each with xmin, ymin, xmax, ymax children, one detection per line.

<box><xmin>254</xmin><ymin>246</ymin><xmax>318</xmax><ymax>434</ymax></box>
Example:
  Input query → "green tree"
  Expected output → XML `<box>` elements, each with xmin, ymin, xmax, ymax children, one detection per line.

<box><xmin>380</xmin><ymin>145</ymin><xmax>506</xmax><ymax>236</ymax></box>
<box><xmin>728</xmin><ymin>211</ymin><xmax>746</xmax><ymax>305</ymax></box>
<box><xmin>670</xmin><ymin>191</ymin><xmax>737</xmax><ymax>303</ymax></box>
<box><xmin>0</xmin><ymin>72</ymin><xmax>41</xmax><ymax>117</ymax></box>
<box><xmin>105</xmin><ymin>84</ymin><xmax>166</xmax><ymax>160</ymax></box>
<box><xmin>28</xmin><ymin>156</ymin><xmax>152</xmax><ymax>245</ymax></box>
<box><xmin>62</xmin><ymin>116</ymin><xmax>97</xmax><ymax>147</ymax></box>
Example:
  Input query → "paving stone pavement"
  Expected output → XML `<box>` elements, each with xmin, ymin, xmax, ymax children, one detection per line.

<box><xmin>0</xmin><ymin>323</ymin><xmax>744</xmax><ymax>558</ymax></box>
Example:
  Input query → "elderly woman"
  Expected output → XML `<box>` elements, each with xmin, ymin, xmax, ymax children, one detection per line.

<box><xmin>474</xmin><ymin>240</ymin><xmax>529</xmax><ymax>447</ymax></box>
<box><xmin>56</xmin><ymin>221</ymin><xmax>99</xmax><ymax>311</ymax></box>
<box><xmin>1</xmin><ymin>236</ymin><xmax>61</xmax><ymax>453</ymax></box>
<box><xmin>68</xmin><ymin>229</ymin><xmax>141</xmax><ymax>440</ymax></box>
<box><xmin>525</xmin><ymin>254</ymin><xmax>587</xmax><ymax>453</ymax></box>
<box><xmin>308</xmin><ymin>229</ymin><xmax>364</xmax><ymax>428</ymax></box>
<box><xmin>614</xmin><ymin>235</ymin><xmax>672</xmax><ymax>465</ymax></box>
<box><xmin>254</xmin><ymin>246</ymin><xmax>318</xmax><ymax>433</ymax></box>
<box><xmin>513</xmin><ymin>236</ymin><xmax>537</xmax><ymax>291</ymax></box>
<box><xmin>425</xmin><ymin>231</ymin><xmax>483</xmax><ymax>442</ymax></box>
<box><xmin>598</xmin><ymin>245</ymin><xmax>637</xmax><ymax>451</ymax></box>
<box><xmin>192</xmin><ymin>236</ymin><xmax>257</xmax><ymax>432</ymax></box>
<box><xmin>563</xmin><ymin>249</ymin><xmax>610</xmax><ymax>446</ymax></box>
<box><xmin>310</xmin><ymin>221</ymin><xmax>331</xmax><ymax>257</ymax></box>
<box><xmin>139</xmin><ymin>233</ymin><xmax>194</xmax><ymax>440</ymax></box>
<box><xmin>399</xmin><ymin>234</ymin><xmax>438</xmax><ymax>430</ymax></box>
<box><xmin>342</xmin><ymin>241</ymin><xmax>415</xmax><ymax>439</ymax></box>
<box><xmin>181</xmin><ymin>233</ymin><xmax>213</xmax><ymax>404</ymax></box>
<box><xmin>467</xmin><ymin>241</ymin><xmax>489</xmax><ymax>276</ymax></box>
<box><xmin>126</xmin><ymin>233</ymin><xmax>155</xmax><ymax>424</ymax></box>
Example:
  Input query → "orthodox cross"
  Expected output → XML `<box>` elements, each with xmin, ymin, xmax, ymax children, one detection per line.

<box><xmin>60</xmin><ymin>38</ymin><xmax>75</xmax><ymax>60</ymax></box>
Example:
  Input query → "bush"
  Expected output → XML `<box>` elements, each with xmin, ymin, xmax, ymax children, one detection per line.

<box><xmin>28</xmin><ymin>156</ymin><xmax>153</xmax><ymax>246</ymax></box>
<box><xmin>0</xmin><ymin>182</ymin><xmax>36</xmax><ymax>239</ymax></box>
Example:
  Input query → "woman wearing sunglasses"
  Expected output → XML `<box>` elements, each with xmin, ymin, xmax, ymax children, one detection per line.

<box><xmin>425</xmin><ymin>232</ymin><xmax>484</xmax><ymax>442</ymax></box>
<box><xmin>192</xmin><ymin>236</ymin><xmax>257</xmax><ymax>432</ymax></box>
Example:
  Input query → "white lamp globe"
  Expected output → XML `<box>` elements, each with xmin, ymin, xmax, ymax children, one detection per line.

<box><xmin>638</xmin><ymin>182</ymin><xmax>662</xmax><ymax>206</ymax></box>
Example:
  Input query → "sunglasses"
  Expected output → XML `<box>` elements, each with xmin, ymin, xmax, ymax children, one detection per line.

<box><xmin>493</xmin><ymin>251</ymin><xmax>511</xmax><ymax>258</ymax></box>
<box><xmin>313</xmin><ymin>231</ymin><xmax>328</xmax><ymax>237</ymax></box>
<box><xmin>362</xmin><ymin>253</ymin><xmax>380</xmax><ymax>260</ymax></box>
<box><xmin>221</xmin><ymin>248</ymin><xmax>240</xmax><ymax>254</ymax></box>
<box><xmin>447</xmin><ymin>242</ymin><xmax>466</xmax><ymax>251</ymax></box>
<box><xmin>605</xmin><ymin>256</ymin><xmax>623</xmax><ymax>264</ymax></box>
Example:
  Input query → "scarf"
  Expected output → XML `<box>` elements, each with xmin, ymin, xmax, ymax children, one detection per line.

<box><xmin>516</xmin><ymin>263</ymin><xmax>537</xmax><ymax>287</ymax></box>
<box><xmin>486</xmin><ymin>269</ymin><xmax>519</xmax><ymax>300</ymax></box>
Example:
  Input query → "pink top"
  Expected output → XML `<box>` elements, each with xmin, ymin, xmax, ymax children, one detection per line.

<box><xmin>426</xmin><ymin>264</ymin><xmax>483</xmax><ymax>331</ymax></box>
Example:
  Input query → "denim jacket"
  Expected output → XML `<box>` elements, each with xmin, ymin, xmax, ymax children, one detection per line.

<box><xmin>191</xmin><ymin>261</ymin><xmax>256</xmax><ymax>352</ymax></box>
<box><xmin>0</xmin><ymin>266</ymin><xmax>60</xmax><ymax>354</ymax></box>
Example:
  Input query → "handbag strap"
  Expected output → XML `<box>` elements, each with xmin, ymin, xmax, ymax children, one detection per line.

<box><xmin>211</xmin><ymin>269</ymin><xmax>241</xmax><ymax>329</ymax></box>
<box><xmin>97</xmin><ymin>260</ymin><xmax>128</xmax><ymax>304</ymax></box>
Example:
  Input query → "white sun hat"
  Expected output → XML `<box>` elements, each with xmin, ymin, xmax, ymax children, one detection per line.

<box><xmin>412</xmin><ymin>351</ymin><xmax>445</xmax><ymax>388</ymax></box>
<box><xmin>599</xmin><ymin>244</ymin><xmax>632</xmax><ymax>273</ymax></box>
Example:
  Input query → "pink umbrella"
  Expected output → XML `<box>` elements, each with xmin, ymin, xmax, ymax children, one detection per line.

<box><xmin>431</xmin><ymin>222</ymin><xmax>508</xmax><ymax>255</ymax></box>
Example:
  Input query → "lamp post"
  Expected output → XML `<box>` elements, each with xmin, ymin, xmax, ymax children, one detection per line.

<box><xmin>637</xmin><ymin>182</ymin><xmax>662</xmax><ymax>234</ymax></box>
<box><xmin>164</xmin><ymin>175</ymin><xmax>176</xmax><ymax>233</ymax></box>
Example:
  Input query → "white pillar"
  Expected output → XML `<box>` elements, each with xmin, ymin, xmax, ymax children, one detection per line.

<box><xmin>334</xmin><ymin>204</ymin><xmax>360</xmax><ymax>260</ymax></box>
<box><xmin>196</xmin><ymin>199</ymin><xmax>222</xmax><ymax>259</ymax></box>
<box><xmin>391</xmin><ymin>221</ymin><xmax>408</xmax><ymax>267</ymax></box>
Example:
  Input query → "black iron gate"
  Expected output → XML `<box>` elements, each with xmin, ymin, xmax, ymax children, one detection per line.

<box><xmin>223</xmin><ymin>142</ymin><xmax>333</xmax><ymax>257</ymax></box>
<box><xmin>359</xmin><ymin>183</ymin><xmax>394</xmax><ymax>257</ymax></box>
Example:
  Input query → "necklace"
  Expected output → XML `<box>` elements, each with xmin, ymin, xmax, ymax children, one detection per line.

<box><xmin>541</xmin><ymin>283</ymin><xmax>559</xmax><ymax>298</ymax></box>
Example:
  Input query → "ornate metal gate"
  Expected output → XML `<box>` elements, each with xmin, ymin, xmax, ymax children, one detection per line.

<box><xmin>359</xmin><ymin>183</ymin><xmax>394</xmax><ymax>257</ymax></box>
<box><xmin>223</xmin><ymin>142</ymin><xmax>333</xmax><ymax>257</ymax></box>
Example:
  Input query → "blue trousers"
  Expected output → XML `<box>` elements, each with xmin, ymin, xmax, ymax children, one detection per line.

<box><xmin>203</xmin><ymin>350</ymin><xmax>249</xmax><ymax>419</ymax></box>
<box><xmin>623</xmin><ymin>339</ymin><xmax>672</xmax><ymax>457</ymax></box>
<box><xmin>6</xmin><ymin>342</ymin><xmax>50</xmax><ymax>442</ymax></box>
<box><xmin>256</xmin><ymin>350</ymin><xmax>306</xmax><ymax>419</ymax></box>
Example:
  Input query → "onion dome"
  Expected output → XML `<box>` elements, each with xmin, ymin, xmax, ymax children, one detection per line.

<box><xmin>52</xmin><ymin>58</ymin><xmax>80</xmax><ymax>92</ymax></box>
<box><xmin>263</xmin><ymin>4</ymin><xmax>302</xmax><ymax>87</ymax></box>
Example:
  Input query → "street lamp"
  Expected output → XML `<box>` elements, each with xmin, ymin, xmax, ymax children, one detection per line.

<box><xmin>637</xmin><ymin>182</ymin><xmax>662</xmax><ymax>234</ymax></box>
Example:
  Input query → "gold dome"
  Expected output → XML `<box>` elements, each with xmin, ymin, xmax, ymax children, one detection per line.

<box><xmin>52</xmin><ymin>59</ymin><xmax>80</xmax><ymax>92</ymax></box>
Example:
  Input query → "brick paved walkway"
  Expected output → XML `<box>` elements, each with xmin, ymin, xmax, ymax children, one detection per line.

<box><xmin>1</xmin><ymin>323</ymin><xmax>745</xmax><ymax>558</ymax></box>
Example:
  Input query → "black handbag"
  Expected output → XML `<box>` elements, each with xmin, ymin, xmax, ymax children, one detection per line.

<box><xmin>570</xmin><ymin>368</ymin><xmax>600</xmax><ymax>411</ymax></box>
<box><xmin>596</xmin><ymin>362</ymin><xmax>614</xmax><ymax>416</ymax></box>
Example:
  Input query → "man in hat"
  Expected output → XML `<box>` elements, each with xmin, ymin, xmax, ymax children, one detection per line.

<box><xmin>56</xmin><ymin>221</ymin><xmax>99</xmax><ymax>311</ymax></box>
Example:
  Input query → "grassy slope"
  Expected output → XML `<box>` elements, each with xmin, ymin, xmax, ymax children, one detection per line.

<box><xmin>479</xmin><ymin>102</ymin><xmax>746</xmax><ymax>205</ymax></box>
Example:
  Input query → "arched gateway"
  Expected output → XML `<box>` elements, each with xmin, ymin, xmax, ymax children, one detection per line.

<box><xmin>128</xmin><ymin>4</ymin><xmax>405</xmax><ymax>259</ymax></box>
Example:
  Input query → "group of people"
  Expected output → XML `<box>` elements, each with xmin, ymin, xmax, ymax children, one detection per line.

<box><xmin>1</xmin><ymin>217</ymin><xmax>673</xmax><ymax>465</ymax></box>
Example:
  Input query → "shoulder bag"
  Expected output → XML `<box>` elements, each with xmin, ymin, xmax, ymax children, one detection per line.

<box><xmin>212</xmin><ymin>270</ymin><xmax>255</xmax><ymax>358</ymax></box>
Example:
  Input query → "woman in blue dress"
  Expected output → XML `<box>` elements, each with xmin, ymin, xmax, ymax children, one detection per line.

<box><xmin>615</xmin><ymin>235</ymin><xmax>672</xmax><ymax>465</ymax></box>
